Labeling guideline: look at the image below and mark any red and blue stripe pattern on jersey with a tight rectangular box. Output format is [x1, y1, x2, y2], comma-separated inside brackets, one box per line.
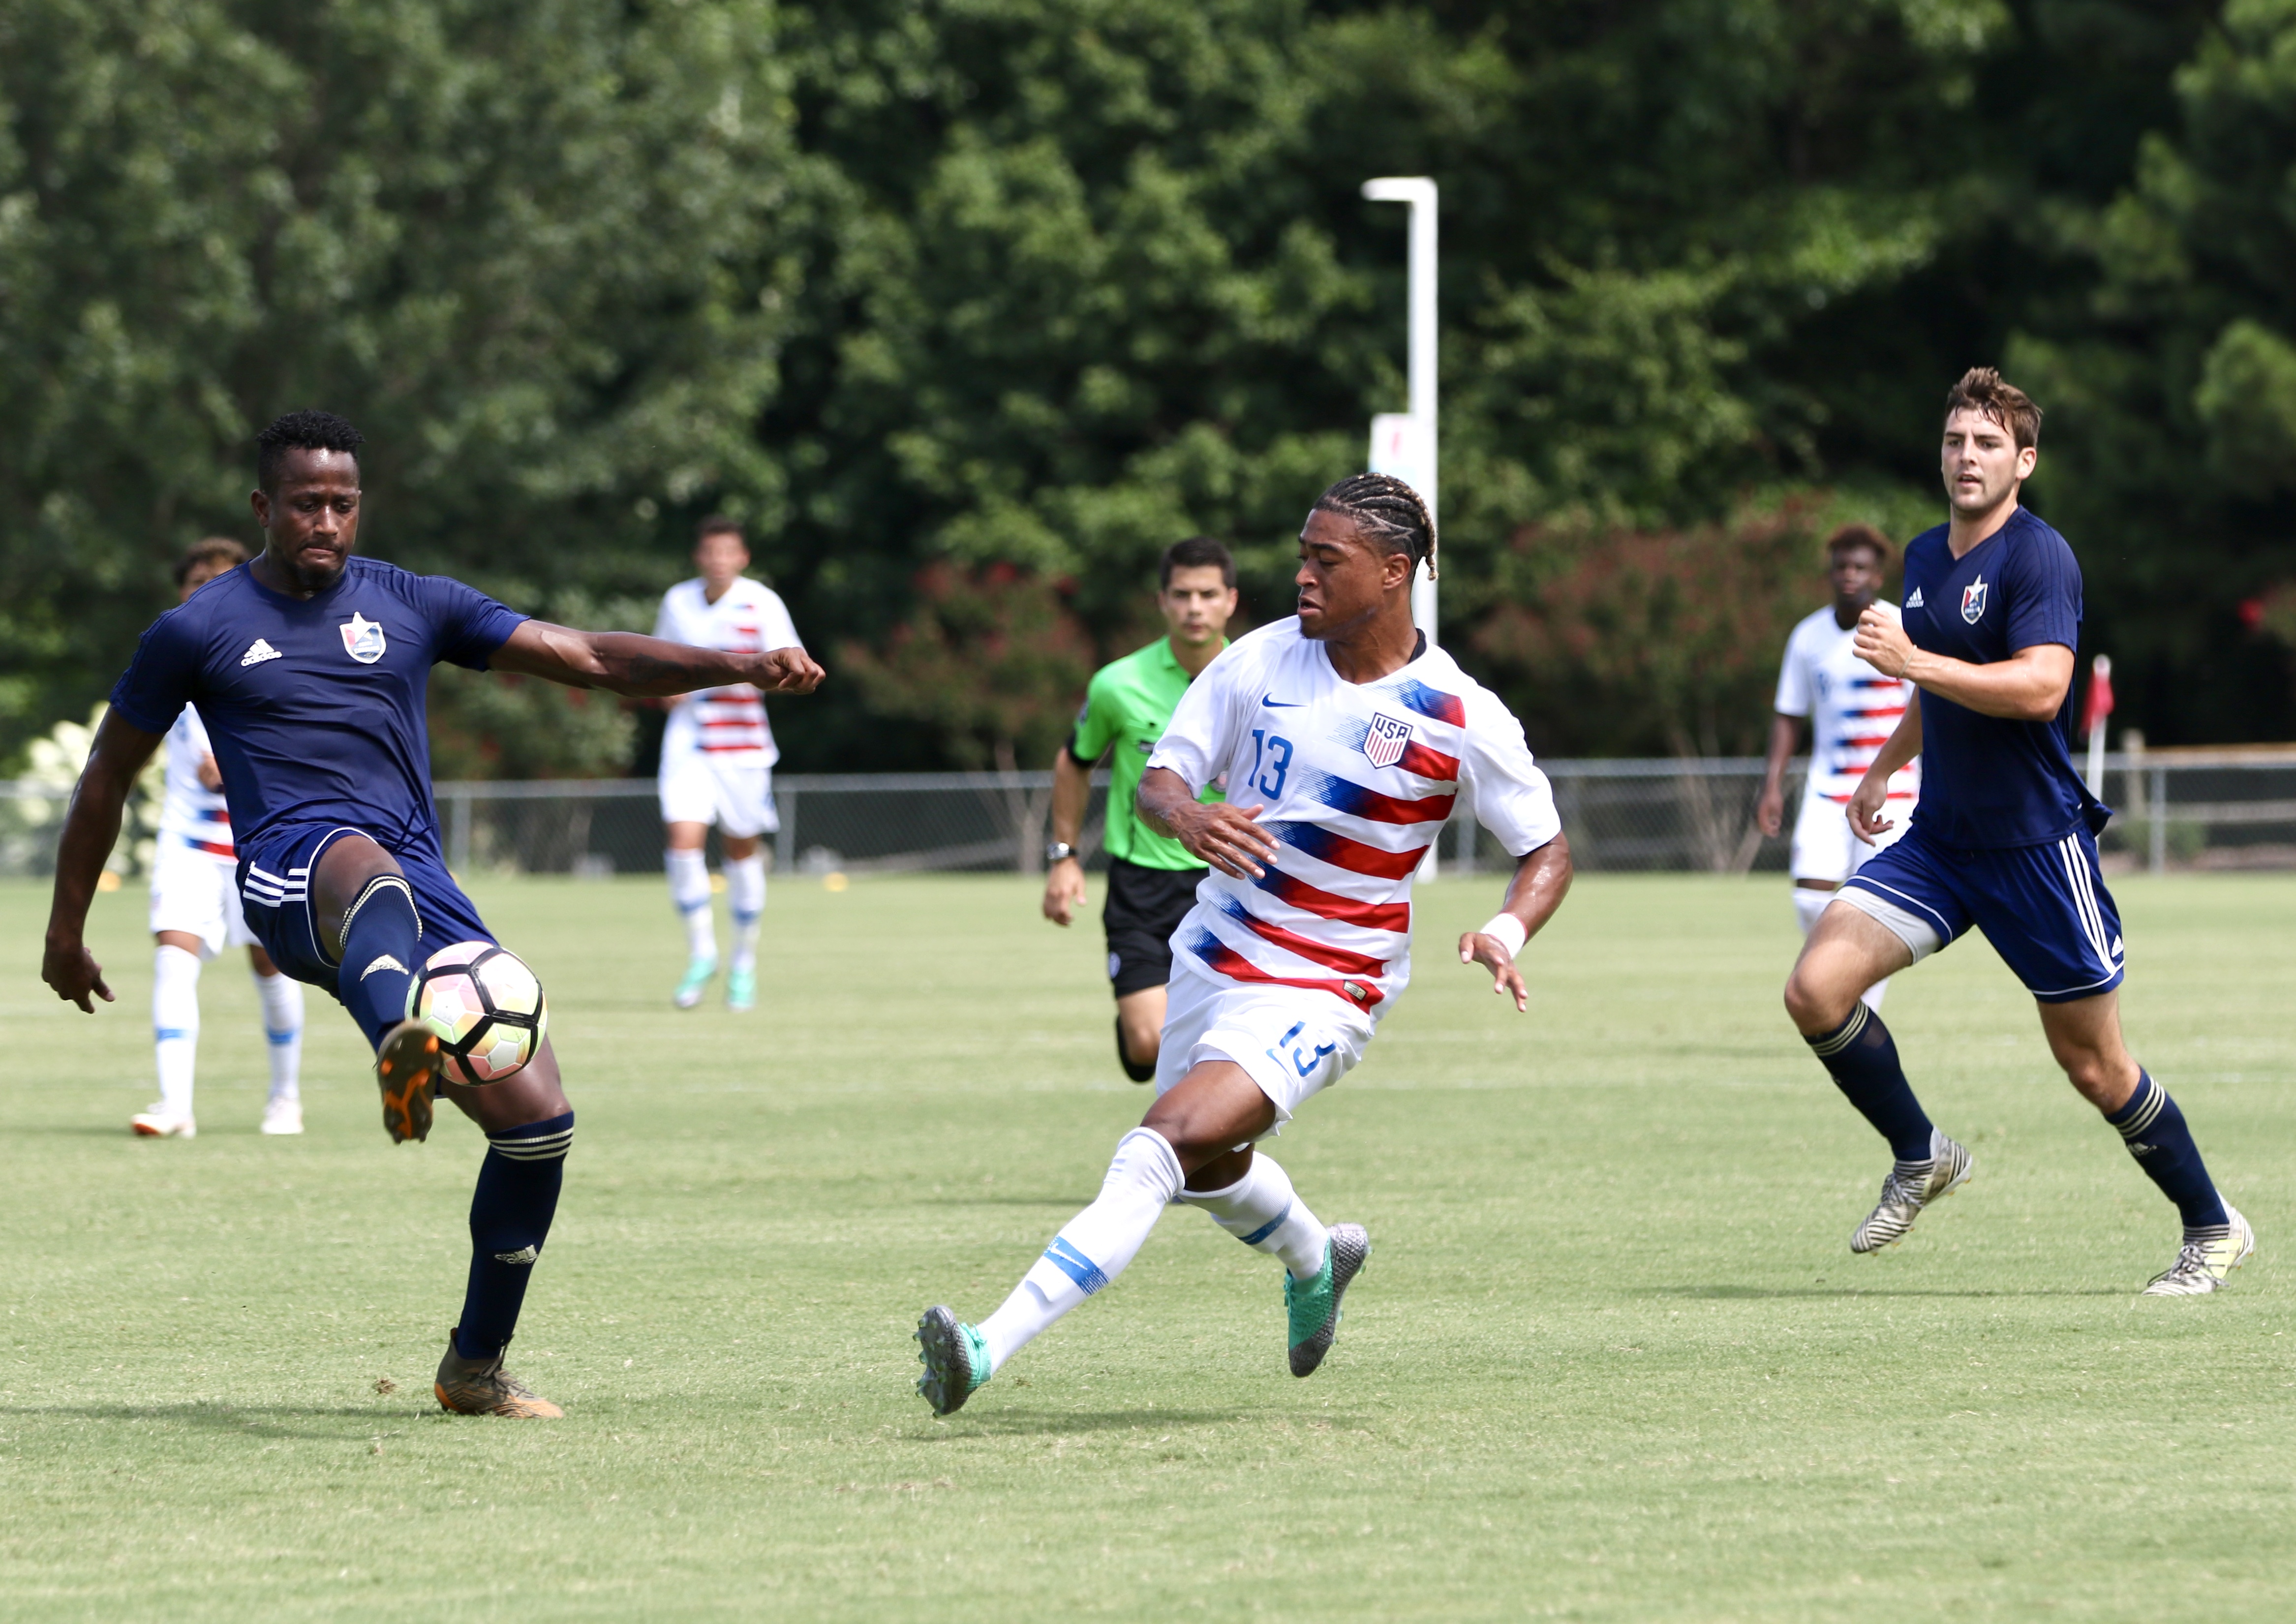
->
[1185, 927, 1386, 1011]
[1291, 766, 1454, 825]
[1213, 895, 1389, 977]
[1820, 674, 1914, 803]
[1392, 678, 1467, 728]
[1248, 865, 1412, 932]
[1263, 821, 1425, 882]
[187, 805, 234, 859]
[1326, 715, 1462, 783]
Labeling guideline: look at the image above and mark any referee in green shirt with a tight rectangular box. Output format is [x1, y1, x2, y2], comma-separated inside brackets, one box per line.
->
[1042, 536, 1237, 1081]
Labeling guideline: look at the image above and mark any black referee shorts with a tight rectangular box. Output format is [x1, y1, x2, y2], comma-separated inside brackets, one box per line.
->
[1102, 856, 1206, 997]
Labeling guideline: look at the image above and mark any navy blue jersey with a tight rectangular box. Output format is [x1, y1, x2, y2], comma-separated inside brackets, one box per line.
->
[1899, 507, 2086, 849]
[109, 557, 526, 852]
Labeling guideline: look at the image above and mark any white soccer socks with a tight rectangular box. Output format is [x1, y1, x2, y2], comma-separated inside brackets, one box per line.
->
[978, 1127, 1183, 1374]
[1794, 887, 1889, 1012]
[253, 968, 304, 1104]
[664, 848, 717, 961]
[151, 944, 203, 1120]
[725, 853, 766, 973]
[1177, 1153, 1330, 1281]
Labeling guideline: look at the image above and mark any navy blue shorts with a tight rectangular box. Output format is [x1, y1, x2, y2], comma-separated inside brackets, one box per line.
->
[1840, 823, 2125, 1003]
[236, 822, 496, 1043]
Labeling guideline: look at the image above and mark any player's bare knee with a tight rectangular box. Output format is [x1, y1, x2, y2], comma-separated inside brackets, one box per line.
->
[1782, 957, 1855, 1034]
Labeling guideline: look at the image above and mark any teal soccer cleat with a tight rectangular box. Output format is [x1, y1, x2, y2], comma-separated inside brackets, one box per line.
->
[1286, 1223, 1370, 1378]
[673, 954, 717, 1011]
[915, 1307, 991, 1416]
[726, 965, 757, 1012]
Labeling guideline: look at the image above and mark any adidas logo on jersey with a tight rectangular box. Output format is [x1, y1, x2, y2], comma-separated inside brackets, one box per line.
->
[1904, 588, 1925, 609]
[240, 638, 282, 667]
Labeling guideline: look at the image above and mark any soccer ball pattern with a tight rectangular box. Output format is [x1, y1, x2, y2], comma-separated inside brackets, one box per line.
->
[410, 941, 548, 1085]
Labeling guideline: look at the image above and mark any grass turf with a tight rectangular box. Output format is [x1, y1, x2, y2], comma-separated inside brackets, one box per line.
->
[2, 869, 2293, 1621]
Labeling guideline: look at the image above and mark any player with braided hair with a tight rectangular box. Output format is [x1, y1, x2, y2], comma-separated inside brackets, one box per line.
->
[916, 474, 1571, 1414]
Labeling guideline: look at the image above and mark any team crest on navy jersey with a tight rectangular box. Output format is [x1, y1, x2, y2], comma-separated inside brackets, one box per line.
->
[339, 611, 387, 664]
[1362, 712, 1412, 769]
[1960, 576, 1988, 624]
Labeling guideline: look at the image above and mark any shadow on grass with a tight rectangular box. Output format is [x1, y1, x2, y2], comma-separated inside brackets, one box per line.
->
[3, 1402, 432, 1440]
[1646, 1284, 2132, 1300]
[918, 1406, 1269, 1438]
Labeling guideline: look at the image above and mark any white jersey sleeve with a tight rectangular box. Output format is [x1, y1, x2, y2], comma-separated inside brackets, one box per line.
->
[1774, 613, 1818, 718]
[1146, 638, 1257, 794]
[753, 585, 802, 652]
[1456, 692, 1562, 858]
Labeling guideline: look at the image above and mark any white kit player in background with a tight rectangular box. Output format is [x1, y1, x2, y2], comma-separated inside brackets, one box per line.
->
[1756, 524, 1920, 1013]
[914, 474, 1575, 1416]
[655, 516, 805, 1012]
[135, 539, 306, 1138]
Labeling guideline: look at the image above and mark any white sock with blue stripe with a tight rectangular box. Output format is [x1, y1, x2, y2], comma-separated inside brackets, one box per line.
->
[152, 944, 203, 1119]
[1177, 1153, 1328, 1280]
[725, 854, 765, 974]
[252, 968, 303, 1103]
[664, 848, 716, 961]
[978, 1127, 1182, 1375]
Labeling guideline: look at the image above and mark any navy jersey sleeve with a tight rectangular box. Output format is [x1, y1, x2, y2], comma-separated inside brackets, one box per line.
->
[407, 573, 529, 671]
[2005, 529, 2081, 654]
[107, 609, 202, 735]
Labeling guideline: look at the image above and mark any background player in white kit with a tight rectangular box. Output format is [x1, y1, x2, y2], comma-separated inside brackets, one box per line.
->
[1755, 524, 1920, 1012]
[133, 538, 306, 1138]
[915, 473, 1574, 1415]
[655, 516, 804, 1011]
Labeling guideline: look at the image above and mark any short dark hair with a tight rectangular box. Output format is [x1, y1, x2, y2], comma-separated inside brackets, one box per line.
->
[174, 536, 249, 586]
[256, 409, 364, 492]
[1825, 523, 1892, 567]
[1944, 367, 2041, 450]
[1309, 473, 1437, 580]
[695, 515, 745, 545]
[1159, 535, 1234, 588]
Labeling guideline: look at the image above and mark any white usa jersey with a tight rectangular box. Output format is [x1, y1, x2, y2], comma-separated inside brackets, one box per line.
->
[1774, 603, 1920, 810]
[653, 577, 802, 767]
[1148, 620, 1561, 1021]
[157, 705, 236, 859]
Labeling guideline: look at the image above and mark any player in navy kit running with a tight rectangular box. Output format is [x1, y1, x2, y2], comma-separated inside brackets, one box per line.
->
[41, 410, 824, 1414]
[1782, 369, 2251, 1294]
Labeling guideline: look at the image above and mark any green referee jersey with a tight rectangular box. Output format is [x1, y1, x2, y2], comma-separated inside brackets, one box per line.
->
[1070, 636, 1225, 870]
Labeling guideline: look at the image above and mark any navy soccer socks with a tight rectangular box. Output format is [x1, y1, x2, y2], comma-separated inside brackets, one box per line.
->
[337, 874, 423, 1046]
[1805, 1003, 1936, 1164]
[454, 1112, 574, 1360]
[2107, 1072, 2227, 1232]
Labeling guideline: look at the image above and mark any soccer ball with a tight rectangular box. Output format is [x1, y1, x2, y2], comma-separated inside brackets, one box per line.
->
[409, 941, 548, 1085]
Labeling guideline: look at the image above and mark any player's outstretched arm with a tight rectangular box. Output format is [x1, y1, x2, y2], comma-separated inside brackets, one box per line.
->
[1457, 834, 1574, 1013]
[42, 710, 165, 1013]
[490, 621, 826, 698]
[1138, 765, 1277, 880]
[1845, 705, 1922, 846]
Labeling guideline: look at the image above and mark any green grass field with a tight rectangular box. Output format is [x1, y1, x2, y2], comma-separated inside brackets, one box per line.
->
[3, 870, 2293, 1621]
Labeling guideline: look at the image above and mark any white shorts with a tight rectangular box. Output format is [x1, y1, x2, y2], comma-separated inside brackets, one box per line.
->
[658, 757, 777, 838]
[1153, 963, 1376, 1137]
[148, 842, 257, 959]
[1791, 792, 1912, 884]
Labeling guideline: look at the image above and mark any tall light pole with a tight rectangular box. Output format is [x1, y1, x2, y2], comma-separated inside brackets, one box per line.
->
[1361, 176, 1437, 640]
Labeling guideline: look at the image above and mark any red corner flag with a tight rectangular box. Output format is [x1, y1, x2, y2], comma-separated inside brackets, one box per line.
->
[2080, 653, 2115, 741]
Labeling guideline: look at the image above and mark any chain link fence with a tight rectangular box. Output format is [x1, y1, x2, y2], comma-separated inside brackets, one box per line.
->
[11, 747, 2293, 880]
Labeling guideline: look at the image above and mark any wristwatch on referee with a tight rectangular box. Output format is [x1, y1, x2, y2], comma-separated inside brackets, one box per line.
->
[1045, 841, 1078, 865]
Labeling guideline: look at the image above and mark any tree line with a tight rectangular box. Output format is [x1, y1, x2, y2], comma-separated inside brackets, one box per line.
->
[3, 0, 2288, 775]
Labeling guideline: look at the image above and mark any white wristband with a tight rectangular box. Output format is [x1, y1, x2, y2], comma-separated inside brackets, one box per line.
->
[1478, 913, 1528, 961]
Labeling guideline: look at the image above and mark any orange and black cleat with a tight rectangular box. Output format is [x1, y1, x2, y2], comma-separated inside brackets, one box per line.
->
[435, 1335, 564, 1419]
[374, 1017, 443, 1144]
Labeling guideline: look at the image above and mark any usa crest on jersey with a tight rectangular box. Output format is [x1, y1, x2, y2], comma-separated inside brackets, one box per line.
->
[1362, 712, 1412, 769]
[1960, 577, 1988, 624]
[339, 611, 387, 664]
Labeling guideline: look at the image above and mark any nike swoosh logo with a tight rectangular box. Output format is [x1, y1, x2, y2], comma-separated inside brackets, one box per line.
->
[1261, 697, 1303, 707]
